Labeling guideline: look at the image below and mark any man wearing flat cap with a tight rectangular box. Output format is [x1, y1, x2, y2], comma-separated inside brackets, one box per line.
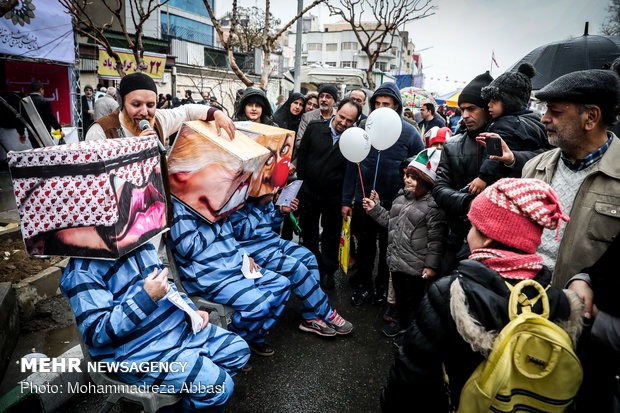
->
[295, 83, 339, 157]
[495, 69, 620, 289]
[86, 72, 234, 142]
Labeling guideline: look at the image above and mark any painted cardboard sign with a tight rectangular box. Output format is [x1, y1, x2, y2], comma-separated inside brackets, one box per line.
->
[168, 120, 270, 223]
[234, 121, 294, 197]
[8, 136, 167, 259]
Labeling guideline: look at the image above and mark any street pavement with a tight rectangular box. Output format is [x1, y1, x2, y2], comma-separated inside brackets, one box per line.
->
[60, 269, 396, 413]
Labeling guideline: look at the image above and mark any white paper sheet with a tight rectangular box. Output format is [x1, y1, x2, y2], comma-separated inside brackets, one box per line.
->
[166, 290, 203, 334]
[242, 251, 263, 279]
[275, 180, 303, 207]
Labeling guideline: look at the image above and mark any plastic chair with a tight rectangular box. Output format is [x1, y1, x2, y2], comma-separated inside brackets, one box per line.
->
[76, 329, 182, 413]
[163, 243, 235, 329]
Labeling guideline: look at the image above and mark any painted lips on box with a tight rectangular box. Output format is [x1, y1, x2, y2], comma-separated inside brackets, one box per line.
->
[8, 136, 167, 259]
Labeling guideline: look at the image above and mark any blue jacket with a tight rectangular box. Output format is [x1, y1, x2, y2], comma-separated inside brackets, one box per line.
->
[342, 82, 424, 208]
[229, 199, 284, 248]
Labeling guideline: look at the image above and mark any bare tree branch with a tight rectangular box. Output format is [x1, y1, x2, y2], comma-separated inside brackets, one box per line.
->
[60, 0, 170, 77]
[328, 0, 435, 88]
[203, 0, 255, 86]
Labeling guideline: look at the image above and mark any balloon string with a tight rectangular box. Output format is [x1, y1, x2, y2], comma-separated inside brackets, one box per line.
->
[372, 151, 381, 191]
[357, 162, 366, 199]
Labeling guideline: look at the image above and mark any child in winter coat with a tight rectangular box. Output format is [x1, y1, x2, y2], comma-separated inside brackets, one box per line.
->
[380, 178, 584, 412]
[466, 63, 549, 195]
[363, 148, 446, 338]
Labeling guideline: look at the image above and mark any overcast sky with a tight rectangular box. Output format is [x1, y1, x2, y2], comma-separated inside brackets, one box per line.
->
[221, 0, 611, 94]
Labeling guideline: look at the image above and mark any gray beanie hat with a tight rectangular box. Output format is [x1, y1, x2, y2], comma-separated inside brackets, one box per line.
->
[318, 84, 339, 102]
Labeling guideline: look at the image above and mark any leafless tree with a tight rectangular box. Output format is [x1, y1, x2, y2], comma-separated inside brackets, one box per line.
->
[59, 0, 170, 77]
[328, 0, 435, 89]
[602, 0, 620, 36]
[204, 0, 325, 88]
[222, 7, 281, 53]
[0, 0, 18, 19]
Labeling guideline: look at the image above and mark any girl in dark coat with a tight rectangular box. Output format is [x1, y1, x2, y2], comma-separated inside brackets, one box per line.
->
[381, 178, 583, 412]
[233, 87, 277, 126]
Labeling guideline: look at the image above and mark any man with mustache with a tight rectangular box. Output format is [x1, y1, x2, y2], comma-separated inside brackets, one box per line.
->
[86, 73, 235, 143]
[295, 83, 339, 157]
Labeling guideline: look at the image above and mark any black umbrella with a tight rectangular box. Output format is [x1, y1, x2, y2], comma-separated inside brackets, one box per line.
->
[509, 22, 620, 90]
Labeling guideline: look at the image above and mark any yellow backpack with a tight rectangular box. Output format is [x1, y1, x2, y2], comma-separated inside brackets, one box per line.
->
[457, 279, 583, 412]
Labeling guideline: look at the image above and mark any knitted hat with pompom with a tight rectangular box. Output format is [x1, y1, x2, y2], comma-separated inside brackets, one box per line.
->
[467, 178, 569, 254]
[481, 63, 536, 115]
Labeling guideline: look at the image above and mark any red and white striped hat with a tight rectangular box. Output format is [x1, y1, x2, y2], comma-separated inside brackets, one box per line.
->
[467, 178, 569, 253]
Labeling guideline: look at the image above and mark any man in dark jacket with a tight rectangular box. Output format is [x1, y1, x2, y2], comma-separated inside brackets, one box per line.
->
[342, 82, 424, 305]
[431, 72, 494, 276]
[297, 98, 361, 289]
[28, 81, 64, 147]
[418, 102, 446, 139]
[80, 84, 95, 133]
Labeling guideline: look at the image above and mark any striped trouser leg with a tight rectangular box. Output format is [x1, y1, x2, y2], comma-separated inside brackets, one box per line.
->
[213, 269, 290, 344]
[279, 239, 321, 273]
[251, 244, 332, 321]
[117, 324, 250, 412]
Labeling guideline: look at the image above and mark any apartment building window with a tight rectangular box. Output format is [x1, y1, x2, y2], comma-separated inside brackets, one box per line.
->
[340, 61, 357, 68]
[341, 42, 357, 50]
[325, 62, 337, 66]
[376, 62, 387, 71]
[308, 43, 322, 51]
[326, 43, 338, 51]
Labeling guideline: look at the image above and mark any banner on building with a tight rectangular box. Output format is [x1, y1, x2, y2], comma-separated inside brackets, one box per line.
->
[0, 0, 75, 64]
[4, 61, 72, 126]
[98, 47, 167, 81]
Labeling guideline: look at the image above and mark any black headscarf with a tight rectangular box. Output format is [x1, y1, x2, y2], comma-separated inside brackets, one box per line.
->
[272, 92, 305, 133]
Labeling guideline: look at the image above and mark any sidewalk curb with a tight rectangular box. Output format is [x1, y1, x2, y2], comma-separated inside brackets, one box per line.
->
[13, 258, 69, 319]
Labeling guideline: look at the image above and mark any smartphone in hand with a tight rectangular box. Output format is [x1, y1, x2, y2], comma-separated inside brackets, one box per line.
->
[486, 136, 503, 156]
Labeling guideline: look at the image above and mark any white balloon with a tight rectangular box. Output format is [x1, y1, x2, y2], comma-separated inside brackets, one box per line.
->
[339, 127, 371, 163]
[365, 107, 403, 151]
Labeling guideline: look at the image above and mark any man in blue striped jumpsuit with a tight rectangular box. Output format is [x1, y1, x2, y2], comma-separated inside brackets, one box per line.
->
[169, 199, 291, 356]
[61, 242, 250, 412]
[229, 194, 353, 336]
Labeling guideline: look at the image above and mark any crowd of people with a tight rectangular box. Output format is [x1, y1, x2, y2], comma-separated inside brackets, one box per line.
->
[11, 56, 620, 412]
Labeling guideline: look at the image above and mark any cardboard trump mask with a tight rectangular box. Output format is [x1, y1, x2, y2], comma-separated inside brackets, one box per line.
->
[234, 122, 294, 197]
[167, 120, 270, 223]
[9, 136, 167, 259]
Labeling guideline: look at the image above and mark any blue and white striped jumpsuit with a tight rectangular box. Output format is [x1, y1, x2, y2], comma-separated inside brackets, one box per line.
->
[60, 243, 249, 412]
[169, 199, 290, 345]
[229, 199, 333, 322]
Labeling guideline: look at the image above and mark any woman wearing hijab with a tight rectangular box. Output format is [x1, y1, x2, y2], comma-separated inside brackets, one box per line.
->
[272, 92, 305, 134]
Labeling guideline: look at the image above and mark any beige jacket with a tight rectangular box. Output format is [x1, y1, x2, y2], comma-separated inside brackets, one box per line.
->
[522, 134, 620, 287]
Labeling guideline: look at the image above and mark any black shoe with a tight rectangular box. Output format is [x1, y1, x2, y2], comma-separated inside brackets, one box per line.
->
[372, 285, 387, 305]
[351, 285, 370, 306]
[241, 361, 253, 372]
[383, 304, 397, 323]
[393, 334, 405, 350]
[249, 342, 275, 357]
[321, 271, 335, 290]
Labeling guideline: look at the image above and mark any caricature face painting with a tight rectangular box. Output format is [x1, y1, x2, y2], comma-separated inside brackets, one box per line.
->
[9, 137, 167, 258]
[250, 132, 293, 196]
[233, 122, 294, 197]
[168, 121, 270, 223]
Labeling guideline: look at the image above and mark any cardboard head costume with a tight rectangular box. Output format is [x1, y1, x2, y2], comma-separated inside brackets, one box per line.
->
[234, 122, 294, 197]
[167, 120, 270, 223]
[9, 136, 167, 259]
